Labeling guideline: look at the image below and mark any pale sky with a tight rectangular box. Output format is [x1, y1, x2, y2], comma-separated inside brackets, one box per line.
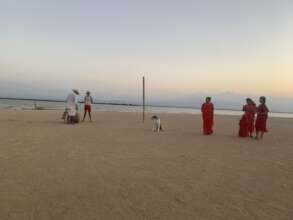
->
[0, 0, 293, 102]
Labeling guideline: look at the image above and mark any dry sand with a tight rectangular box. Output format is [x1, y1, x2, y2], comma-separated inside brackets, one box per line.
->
[0, 110, 293, 220]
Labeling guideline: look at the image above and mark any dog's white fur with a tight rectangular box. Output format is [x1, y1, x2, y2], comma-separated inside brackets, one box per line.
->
[152, 116, 163, 133]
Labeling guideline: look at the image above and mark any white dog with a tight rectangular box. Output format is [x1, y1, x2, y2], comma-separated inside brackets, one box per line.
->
[151, 115, 163, 133]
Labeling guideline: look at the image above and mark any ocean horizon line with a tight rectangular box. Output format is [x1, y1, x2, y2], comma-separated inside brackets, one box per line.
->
[1, 97, 293, 115]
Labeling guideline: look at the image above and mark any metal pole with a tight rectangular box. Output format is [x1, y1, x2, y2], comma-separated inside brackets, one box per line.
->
[143, 76, 145, 123]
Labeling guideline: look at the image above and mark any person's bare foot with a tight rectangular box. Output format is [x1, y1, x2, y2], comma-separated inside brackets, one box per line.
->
[256, 136, 263, 140]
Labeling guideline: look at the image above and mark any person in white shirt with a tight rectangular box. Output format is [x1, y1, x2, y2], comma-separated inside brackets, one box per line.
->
[82, 91, 94, 122]
[66, 89, 79, 124]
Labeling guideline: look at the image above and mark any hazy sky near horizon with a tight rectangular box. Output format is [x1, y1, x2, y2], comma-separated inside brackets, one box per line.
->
[0, 0, 293, 100]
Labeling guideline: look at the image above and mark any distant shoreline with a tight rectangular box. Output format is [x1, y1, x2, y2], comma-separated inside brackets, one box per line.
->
[1, 97, 293, 115]
[0, 97, 139, 107]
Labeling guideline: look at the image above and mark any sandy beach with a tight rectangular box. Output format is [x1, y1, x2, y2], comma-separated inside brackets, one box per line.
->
[0, 110, 292, 220]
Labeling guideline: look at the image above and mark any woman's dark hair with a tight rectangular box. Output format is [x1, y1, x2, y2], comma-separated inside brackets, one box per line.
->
[260, 96, 266, 103]
[246, 98, 255, 105]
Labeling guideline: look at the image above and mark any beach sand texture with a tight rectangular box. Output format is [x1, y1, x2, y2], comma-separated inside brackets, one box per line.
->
[0, 110, 293, 220]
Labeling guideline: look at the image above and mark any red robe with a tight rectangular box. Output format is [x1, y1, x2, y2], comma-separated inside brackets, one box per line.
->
[239, 114, 249, 137]
[201, 102, 214, 135]
[243, 104, 256, 134]
[255, 104, 269, 132]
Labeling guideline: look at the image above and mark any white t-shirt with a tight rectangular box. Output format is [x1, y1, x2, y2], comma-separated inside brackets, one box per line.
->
[84, 95, 93, 106]
[66, 93, 77, 106]
[66, 92, 78, 116]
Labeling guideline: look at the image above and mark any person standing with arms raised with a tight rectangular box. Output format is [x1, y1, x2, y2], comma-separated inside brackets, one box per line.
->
[201, 97, 214, 135]
[66, 89, 79, 124]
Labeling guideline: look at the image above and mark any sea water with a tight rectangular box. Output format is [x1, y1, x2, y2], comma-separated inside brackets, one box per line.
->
[0, 99, 292, 118]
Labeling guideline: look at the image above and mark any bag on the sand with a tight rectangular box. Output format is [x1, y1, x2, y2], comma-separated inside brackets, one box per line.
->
[73, 113, 80, 123]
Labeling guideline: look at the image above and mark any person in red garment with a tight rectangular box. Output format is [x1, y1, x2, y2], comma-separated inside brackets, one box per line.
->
[255, 96, 269, 139]
[201, 97, 214, 135]
[242, 98, 257, 137]
[239, 113, 249, 137]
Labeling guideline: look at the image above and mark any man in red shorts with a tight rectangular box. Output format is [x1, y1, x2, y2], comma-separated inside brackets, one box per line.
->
[82, 91, 94, 122]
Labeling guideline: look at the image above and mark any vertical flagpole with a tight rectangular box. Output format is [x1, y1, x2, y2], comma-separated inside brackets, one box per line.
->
[142, 76, 145, 123]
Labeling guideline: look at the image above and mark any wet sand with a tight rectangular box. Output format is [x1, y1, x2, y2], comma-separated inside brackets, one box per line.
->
[0, 110, 293, 220]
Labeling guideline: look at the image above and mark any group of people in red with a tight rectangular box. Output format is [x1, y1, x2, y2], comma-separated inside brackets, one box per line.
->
[201, 96, 269, 139]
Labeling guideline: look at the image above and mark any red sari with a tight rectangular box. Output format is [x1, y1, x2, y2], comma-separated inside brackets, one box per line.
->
[255, 104, 269, 132]
[239, 114, 249, 137]
[201, 102, 214, 135]
[243, 104, 256, 134]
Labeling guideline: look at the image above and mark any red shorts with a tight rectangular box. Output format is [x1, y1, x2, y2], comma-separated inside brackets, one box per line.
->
[84, 105, 92, 113]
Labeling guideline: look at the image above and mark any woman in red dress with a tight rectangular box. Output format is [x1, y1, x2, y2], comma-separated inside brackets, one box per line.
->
[255, 96, 269, 139]
[201, 97, 214, 135]
[242, 98, 257, 137]
[239, 113, 249, 137]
